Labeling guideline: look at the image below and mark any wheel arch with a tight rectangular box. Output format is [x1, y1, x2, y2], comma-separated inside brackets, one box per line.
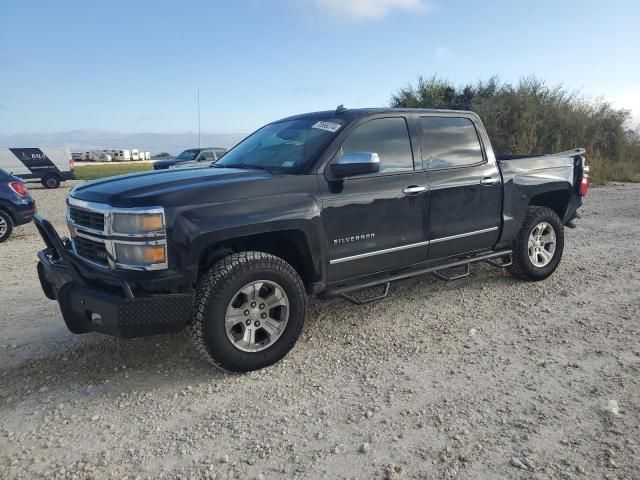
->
[529, 188, 571, 220]
[0, 202, 16, 223]
[42, 171, 61, 180]
[197, 229, 319, 293]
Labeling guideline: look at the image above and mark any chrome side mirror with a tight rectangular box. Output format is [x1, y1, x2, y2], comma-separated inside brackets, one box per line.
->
[331, 152, 380, 178]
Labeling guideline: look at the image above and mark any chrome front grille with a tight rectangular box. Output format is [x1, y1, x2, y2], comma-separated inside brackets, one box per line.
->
[73, 235, 109, 266]
[66, 196, 168, 271]
[69, 205, 105, 232]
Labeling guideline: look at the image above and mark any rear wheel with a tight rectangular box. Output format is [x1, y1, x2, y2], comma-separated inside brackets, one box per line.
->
[510, 206, 564, 281]
[0, 210, 14, 243]
[190, 251, 307, 372]
[42, 174, 61, 189]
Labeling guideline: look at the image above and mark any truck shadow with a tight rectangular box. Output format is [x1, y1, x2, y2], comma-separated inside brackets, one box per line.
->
[0, 264, 517, 403]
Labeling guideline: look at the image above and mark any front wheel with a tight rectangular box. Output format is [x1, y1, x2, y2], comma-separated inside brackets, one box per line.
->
[190, 251, 307, 372]
[510, 206, 564, 281]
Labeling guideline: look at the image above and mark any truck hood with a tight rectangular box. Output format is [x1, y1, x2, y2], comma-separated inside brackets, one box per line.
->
[70, 167, 274, 207]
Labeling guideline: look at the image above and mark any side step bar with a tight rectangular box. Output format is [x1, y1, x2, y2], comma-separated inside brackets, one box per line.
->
[433, 264, 470, 281]
[339, 282, 391, 306]
[320, 250, 512, 305]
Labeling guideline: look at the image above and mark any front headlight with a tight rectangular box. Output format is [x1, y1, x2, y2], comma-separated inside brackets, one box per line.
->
[112, 212, 164, 235]
[114, 243, 167, 268]
[111, 208, 167, 269]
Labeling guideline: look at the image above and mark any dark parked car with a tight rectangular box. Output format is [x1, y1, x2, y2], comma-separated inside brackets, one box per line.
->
[34, 107, 589, 372]
[153, 148, 227, 170]
[0, 168, 36, 243]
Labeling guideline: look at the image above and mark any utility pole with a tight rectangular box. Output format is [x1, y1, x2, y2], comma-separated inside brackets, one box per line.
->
[197, 88, 201, 148]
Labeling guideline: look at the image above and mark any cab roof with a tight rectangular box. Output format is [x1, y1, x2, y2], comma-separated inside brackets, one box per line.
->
[276, 107, 475, 124]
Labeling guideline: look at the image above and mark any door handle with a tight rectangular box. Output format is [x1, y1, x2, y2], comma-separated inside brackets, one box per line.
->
[480, 177, 500, 186]
[403, 185, 427, 195]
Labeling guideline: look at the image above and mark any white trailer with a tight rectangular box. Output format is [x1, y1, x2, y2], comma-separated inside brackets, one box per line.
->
[109, 149, 131, 162]
[131, 149, 140, 161]
[95, 152, 112, 162]
[0, 148, 75, 188]
[80, 150, 111, 162]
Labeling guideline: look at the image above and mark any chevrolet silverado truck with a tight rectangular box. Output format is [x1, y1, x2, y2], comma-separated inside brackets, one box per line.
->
[35, 107, 589, 372]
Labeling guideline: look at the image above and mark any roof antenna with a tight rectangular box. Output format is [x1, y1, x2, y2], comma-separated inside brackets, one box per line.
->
[335, 104, 347, 115]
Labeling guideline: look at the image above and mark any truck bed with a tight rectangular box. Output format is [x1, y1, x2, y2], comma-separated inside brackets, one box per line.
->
[495, 148, 587, 249]
[497, 148, 585, 182]
[496, 148, 585, 161]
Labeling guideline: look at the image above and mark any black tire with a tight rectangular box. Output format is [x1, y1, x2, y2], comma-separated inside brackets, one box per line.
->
[190, 251, 307, 373]
[510, 206, 564, 281]
[42, 174, 61, 189]
[0, 210, 14, 243]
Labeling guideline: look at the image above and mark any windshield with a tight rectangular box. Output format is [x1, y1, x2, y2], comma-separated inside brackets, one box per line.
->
[215, 119, 344, 173]
[175, 149, 200, 160]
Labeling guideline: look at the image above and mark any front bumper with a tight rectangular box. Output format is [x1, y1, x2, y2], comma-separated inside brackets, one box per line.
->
[34, 215, 194, 338]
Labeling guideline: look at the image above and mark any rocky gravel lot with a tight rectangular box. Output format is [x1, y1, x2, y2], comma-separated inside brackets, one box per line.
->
[1, 181, 639, 479]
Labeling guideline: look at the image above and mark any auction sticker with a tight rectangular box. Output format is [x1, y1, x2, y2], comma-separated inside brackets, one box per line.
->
[311, 121, 342, 133]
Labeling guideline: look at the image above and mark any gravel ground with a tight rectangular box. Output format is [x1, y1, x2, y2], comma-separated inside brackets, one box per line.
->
[1, 181, 639, 480]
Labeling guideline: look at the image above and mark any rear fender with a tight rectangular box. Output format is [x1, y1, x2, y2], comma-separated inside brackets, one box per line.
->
[498, 160, 575, 246]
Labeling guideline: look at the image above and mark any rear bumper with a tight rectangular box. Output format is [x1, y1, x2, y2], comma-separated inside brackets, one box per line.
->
[14, 203, 36, 226]
[35, 215, 194, 338]
[1, 194, 35, 226]
[563, 195, 583, 225]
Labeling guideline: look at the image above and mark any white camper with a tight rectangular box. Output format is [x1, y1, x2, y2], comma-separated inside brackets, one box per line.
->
[131, 149, 140, 161]
[144, 151, 151, 161]
[95, 152, 112, 162]
[0, 148, 75, 188]
[109, 149, 131, 162]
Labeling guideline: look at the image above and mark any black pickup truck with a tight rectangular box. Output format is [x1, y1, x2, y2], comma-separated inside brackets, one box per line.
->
[35, 107, 589, 372]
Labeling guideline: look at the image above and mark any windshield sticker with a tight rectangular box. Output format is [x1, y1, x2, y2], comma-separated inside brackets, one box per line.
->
[311, 121, 342, 133]
[281, 160, 295, 167]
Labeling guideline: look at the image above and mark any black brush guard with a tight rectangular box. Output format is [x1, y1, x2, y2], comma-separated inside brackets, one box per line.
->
[34, 214, 194, 338]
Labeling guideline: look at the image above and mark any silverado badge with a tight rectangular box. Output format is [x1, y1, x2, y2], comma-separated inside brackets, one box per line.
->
[333, 233, 376, 245]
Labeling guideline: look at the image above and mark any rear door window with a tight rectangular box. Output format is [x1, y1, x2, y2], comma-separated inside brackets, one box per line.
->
[420, 117, 484, 169]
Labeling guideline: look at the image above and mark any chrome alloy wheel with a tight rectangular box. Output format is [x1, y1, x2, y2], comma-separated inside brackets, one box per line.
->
[225, 280, 290, 352]
[0, 216, 7, 238]
[528, 221, 556, 267]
